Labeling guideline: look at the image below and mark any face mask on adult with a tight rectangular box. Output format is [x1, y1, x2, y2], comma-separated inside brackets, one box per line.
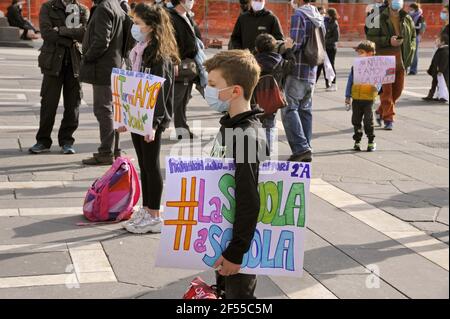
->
[205, 86, 233, 113]
[390, 0, 404, 11]
[131, 24, 147, 43]
[441, 12, 448, 21]
[251, 0, 265, 12]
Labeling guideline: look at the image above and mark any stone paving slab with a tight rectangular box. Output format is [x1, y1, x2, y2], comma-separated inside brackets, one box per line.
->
[312, 274, 407, 299]
[0, 282, 151, 299]
[102, 235, 201, 289]
[0, 217, 123, 245]
[138, 271, 288, 299]
[0, 251, 71, 277]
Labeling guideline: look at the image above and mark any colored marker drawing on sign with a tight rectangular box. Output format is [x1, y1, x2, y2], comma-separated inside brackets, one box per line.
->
[353, 56, 396, 85]
[111, 68, 166, 138]
[156, 157, 310, 277]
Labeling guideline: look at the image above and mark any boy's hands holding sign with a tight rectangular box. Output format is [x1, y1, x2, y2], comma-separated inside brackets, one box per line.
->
[117, 126, 155, 143]
[213, 256, 241, 276]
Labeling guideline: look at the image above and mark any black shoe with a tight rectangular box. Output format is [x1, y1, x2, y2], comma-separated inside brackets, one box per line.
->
[408, 72, 417, 75]
[438, 98, 449, 104]
[288, 150, 312, 162]
[82, 153, 113, 166]
[353, 142, 361, 151]
[177, 132, 195, 140]
[29, 143, 50, 154]
[61, 145, 75, 154]
[422, 96, 435, 102]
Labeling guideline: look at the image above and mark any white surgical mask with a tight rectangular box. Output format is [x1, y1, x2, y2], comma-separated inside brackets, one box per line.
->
[131, 24, 146, 43]
[251, 0, 265, 12]
[391, 0, 404, 11]
[205, 86, 232, 113]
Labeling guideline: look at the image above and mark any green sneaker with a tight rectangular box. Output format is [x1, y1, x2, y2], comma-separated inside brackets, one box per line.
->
[353, 142, 361, 151]
[367, 143, 377, 152]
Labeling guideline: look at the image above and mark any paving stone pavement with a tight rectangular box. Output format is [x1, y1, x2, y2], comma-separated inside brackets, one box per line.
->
[0, 46, 448, 299]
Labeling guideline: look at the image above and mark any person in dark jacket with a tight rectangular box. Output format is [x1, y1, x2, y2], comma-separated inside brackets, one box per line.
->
[204, 50, 267, 299]
[423, 4, 449, 101]
[6, 0, 40, 40]
[254, 33, 294, 154]
[229, 0, 284, 51]
[119, 3, 179, 234]
[366, 0, 416, 131]
[29, 0, 88, 154]
[168, 0, 201, 140]
[118, 0, 130, 13]
[80, 0, 126, 165]
[316, 8, 340, 90]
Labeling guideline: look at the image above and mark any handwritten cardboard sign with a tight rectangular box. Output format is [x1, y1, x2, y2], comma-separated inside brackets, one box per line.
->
[353, 56, 396, 85]
[156, 157, 310, 277]
[111, 68, 165, 138]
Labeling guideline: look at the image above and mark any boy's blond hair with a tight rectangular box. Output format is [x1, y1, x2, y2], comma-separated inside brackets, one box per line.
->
[204, 50, 261, 100]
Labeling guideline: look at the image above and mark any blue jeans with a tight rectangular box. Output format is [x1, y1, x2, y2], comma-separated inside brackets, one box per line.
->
[281, 76, 314, 155]
[410, 37, 420, 74]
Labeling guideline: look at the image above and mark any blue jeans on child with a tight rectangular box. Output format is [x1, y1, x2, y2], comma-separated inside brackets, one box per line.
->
[281, 76, 314, 155]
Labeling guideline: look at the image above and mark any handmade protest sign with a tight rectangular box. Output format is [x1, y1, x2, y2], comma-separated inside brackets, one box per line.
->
[111, 68, 165, 138]
[156, 157, 310, 277]
[353, 56, 396, 85]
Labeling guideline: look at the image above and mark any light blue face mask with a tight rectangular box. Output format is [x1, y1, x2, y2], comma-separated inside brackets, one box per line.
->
[131, 24, 146, 43]
[441, 12, 448, 21]
[205, 86, 232, 113]
[391, 0, 404, 11]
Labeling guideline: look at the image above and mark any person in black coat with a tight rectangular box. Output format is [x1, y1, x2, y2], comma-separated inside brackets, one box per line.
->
[167, 0, 201, 140]
[6, 0, 40, 40]
[29, 0, 88, 155]
[80, 0, 126, 165]
[119, 3, 179, 234]
[316, 8, 340, 90]
[229, 0, 284, 51]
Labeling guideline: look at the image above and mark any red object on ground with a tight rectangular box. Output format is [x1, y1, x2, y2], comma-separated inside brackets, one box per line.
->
[183, 277, 219, 299]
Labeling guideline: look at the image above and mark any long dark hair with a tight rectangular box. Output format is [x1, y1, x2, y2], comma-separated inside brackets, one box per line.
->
[327, 8, 339, 22]
[133, 3, 180, 66]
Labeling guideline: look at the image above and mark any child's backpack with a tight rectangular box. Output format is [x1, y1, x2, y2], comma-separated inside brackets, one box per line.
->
[253, 69, 288, 115]
[82, 157, 140, 223]
[183, 277, 219, 299]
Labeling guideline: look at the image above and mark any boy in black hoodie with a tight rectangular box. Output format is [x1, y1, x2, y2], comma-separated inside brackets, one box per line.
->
[204, 50, 267, 299]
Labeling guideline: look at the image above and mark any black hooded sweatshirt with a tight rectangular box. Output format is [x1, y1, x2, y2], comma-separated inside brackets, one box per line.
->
[210, 108, 268, 264]
[229, 8, 284, 51]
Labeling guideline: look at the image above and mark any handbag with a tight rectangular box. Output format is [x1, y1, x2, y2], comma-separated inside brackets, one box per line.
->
[253, 74, 287, 115]
[175, 58, 198, 83]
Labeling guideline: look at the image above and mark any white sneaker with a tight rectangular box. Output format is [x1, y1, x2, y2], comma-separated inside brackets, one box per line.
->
[125, 214, 163, 234]
[122, 207, 147, 229]
[326, 84, 337, 92]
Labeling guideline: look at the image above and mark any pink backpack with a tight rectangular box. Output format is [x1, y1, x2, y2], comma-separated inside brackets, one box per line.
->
[82, 157, 140, 223]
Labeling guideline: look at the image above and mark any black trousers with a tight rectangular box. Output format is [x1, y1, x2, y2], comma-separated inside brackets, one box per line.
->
[352, 100, 375, 143]
[36, 62, 81, 148]
[131, 129, 163, 210]
[316, 47, 337, 86]
[427, 73, 450, 98]
[216, 272, 257, 299]
[173, 81, 193, 134]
